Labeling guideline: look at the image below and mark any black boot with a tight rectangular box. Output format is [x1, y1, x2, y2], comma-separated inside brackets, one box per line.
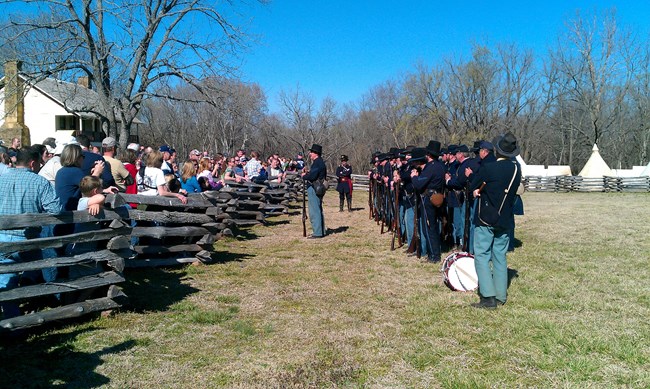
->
[471, 296, 497, 309]
[347, 198, 352, 212]
[339, 198, 344, 212]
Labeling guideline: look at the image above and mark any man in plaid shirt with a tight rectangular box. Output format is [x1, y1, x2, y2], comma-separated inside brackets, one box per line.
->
[0, 147, 62, 318]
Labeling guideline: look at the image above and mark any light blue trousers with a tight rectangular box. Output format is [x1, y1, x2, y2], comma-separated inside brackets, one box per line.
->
[473, 225, 510, 302]
[307, 186, 325, 237]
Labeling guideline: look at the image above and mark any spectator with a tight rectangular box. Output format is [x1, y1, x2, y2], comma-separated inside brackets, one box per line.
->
[295, 152, 305, 171]
[180, 161, 202, 193]
[75, 134, 115, 188]
[101, 136, 134, 192]
[269, 158, 286, 183]
[55, 144, 105, 211]
[0, 147, 62, 318]
[0, 146, 11, 174]
[223, 157, 244, 182]
[120, 148, 139, 196]
[9, 137, 21, 152]
[165, 174, 186, 195]
[159, 145, 174, 175]
[245, 151, 262, 181]
[137, 150, 187, 203]
[197, 157, 224, 190]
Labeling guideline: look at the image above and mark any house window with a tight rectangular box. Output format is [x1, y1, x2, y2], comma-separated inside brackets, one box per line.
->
[56, 115, 79, 132]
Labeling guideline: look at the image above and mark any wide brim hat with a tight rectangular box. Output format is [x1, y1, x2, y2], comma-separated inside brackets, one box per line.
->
[492, 132, 520, 158]
[445, 144, 458, 155]
[455, 144, 469, 153]
[425, 140, 442, 157]
[408, 148, 428, 164]
[377, 153, 392, 162]
[471, 140, 482, 153]
[308, 143, 322, 155]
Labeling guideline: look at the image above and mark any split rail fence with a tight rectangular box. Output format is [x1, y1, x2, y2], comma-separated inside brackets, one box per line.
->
[0, 177, 301, 334]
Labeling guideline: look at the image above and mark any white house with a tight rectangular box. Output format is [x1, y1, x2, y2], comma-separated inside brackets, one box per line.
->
[0, 60, 140, 146]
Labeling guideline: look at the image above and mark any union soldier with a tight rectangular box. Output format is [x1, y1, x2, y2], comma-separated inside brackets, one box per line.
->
[301, 144, 327, 238]
[469, 132, 522, 309]
[410, 141, 445, 262]
[336, 155, 353, 212]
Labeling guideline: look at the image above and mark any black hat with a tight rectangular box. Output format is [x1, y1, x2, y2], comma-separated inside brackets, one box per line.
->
[471, 140, 482, 153]
[389, 147, 400, 158]
[378, 153, 391, 162]
[309, 143, 322, 155]
[425, 140, 442, 157]
[408, 148, 427, 163]
[455, 144, 469, 153]
[340, 154, 348, 161]
[446, 144, 458, 154]
[492, 132, 520, 158]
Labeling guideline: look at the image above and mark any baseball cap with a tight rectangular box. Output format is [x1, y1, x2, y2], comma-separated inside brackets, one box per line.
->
[190, 149, 201, 156]
[127, 143, 140, 152]
[102, 136, 117, 147]
[159, 145, 171, 153]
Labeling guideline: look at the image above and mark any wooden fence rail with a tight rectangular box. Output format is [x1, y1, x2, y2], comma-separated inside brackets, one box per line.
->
[523, 176, 650, 192]
[0, 178, 301, 334]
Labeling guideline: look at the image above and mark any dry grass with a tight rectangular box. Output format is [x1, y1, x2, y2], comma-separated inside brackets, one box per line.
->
[1, 191, 649, 388]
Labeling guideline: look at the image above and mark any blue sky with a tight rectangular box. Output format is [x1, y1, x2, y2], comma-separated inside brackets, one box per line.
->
[238, 1, 650, 113]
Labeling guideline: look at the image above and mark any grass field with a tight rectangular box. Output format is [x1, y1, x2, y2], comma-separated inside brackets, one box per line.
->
[1, 192, 649, 388]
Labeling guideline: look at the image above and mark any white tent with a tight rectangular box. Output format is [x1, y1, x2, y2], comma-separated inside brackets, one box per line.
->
[641, 161, 650, 177]
[578, 144, 613, 178]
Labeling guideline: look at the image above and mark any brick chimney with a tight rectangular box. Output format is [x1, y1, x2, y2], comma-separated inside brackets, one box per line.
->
[1, 60, 30, 146]
[77, 76, 90, 88]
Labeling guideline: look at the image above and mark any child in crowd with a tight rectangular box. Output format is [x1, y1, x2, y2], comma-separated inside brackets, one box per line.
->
[67, 176, 105, 257]
[78, 176, 106, 215]
[165, 173, 187, 195]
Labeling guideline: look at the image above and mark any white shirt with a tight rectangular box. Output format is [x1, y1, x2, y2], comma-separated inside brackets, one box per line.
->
[38, 156, 62, 185]
[137, 167, 166, 196]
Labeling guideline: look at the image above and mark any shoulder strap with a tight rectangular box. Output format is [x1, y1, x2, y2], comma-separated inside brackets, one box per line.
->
[497, 162, 518, 214]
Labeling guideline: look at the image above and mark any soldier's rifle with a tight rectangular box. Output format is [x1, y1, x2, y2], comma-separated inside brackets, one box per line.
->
[406, 189, 421, 258]
[302, 178, 307, 237]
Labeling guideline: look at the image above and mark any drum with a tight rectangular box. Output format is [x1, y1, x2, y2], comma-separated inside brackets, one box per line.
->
[441, 252, 478, 291]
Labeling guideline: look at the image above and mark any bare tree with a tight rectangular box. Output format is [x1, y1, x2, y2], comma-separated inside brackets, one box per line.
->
[0, 0, 260, 149]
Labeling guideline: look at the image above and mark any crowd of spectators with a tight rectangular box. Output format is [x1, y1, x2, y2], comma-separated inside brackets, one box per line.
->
[0, 136, 308, 319]
[0, 136, 307, 211]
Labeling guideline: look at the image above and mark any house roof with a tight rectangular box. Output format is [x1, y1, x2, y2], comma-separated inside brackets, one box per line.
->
[1, 74, 143, 124]
[31, 77, 102, 120]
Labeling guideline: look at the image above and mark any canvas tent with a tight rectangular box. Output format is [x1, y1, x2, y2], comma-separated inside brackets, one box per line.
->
[578, 144, 613, 178]
[641, 162, 650, 177]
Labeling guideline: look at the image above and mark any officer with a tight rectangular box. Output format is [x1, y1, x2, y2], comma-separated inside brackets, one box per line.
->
[336, 155, 353, 212]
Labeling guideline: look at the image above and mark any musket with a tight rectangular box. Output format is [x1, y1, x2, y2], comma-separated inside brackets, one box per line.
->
[302, 178, 307, 237]
[391, 181, 401, 250]
[368, 175, 373, 220]
[462, 182, 486, 250]
[406, 189, 420, 257]
[462, 184, 471, 252]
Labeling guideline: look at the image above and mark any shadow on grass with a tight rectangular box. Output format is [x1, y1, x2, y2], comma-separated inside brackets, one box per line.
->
[265, 219, 291, 227]
[233, 227, 260, 241]
[0, 328, 136, 388]
[121, 268, 200, 313]
[326, 226, 349, 235]
[507, 267, 519, 289]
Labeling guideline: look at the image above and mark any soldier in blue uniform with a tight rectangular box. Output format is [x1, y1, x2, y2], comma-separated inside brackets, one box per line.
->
[445, 144, 471, 249]
[336, 155, 353, 212]
[469, 132, 522, 308]
[410, 141, 445, 262]
[301, 144, 327, 238]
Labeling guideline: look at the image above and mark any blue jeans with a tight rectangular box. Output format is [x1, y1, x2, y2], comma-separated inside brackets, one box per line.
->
[453, 205, 465, 245]
[401, 201, 414, 247]
[307, 186, 325, 237]
[473, 225, 510, 302]
[1, 232, 57, 319]
[419, 197, 441, 260]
